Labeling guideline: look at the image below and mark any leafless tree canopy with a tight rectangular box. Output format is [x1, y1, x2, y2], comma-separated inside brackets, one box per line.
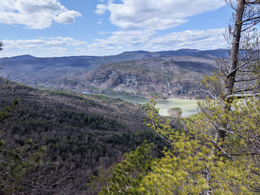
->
[212, 0, 260, 100]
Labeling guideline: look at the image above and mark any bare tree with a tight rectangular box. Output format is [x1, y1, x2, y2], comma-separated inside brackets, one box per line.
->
[197, 2, 260, 192]
[205, 0, 260, 143]
[224, 0, 260, 98]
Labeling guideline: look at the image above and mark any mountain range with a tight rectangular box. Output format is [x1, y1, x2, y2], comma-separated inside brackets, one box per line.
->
[0, 49, 227, 98]
[0, 48, 227, 193]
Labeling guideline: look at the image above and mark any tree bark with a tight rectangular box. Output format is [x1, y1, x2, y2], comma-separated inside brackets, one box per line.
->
[221, 0, 246, 142]
[226, 0, 245, 97]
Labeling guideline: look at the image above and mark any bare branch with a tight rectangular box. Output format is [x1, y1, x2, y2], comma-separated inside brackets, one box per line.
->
[210, 139, 234, 160]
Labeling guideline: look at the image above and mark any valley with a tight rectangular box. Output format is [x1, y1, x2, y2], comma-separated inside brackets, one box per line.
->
[0, 49, 224, 194]
[0, 49, 226, 99]
[1, 0, 259, 193]
[84, 92, 198, 116]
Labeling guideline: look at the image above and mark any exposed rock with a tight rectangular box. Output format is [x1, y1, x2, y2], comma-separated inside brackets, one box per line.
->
[0, 49, 226, 97]
[78, 56, 217, 99]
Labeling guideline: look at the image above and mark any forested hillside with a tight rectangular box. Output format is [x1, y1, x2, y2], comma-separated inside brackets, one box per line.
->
[84, 1, 260, 194]
[1, 0, 260, 194]
[0, 82, 173, 194]
[0, 49, 226, 99]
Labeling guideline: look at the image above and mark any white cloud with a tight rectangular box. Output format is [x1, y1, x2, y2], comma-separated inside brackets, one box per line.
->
[54, 10, 82, 24]
[0, 29, 227, 57]
[90, 28, 227, 53]
[95, 0, 226, 30]
[3, 37, 88, 50]
[95, 4, 107, 15]
[0, 0, 82, 29]
[76, 48, 88, 54]
[146, 29, 227, 50]
[92, 30, 157, 49]
[44, 47, 67, 51]
[99, 31, 110, 35]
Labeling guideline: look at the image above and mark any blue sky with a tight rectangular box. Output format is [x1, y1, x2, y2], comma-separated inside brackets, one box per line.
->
[0, 0, 233, 57]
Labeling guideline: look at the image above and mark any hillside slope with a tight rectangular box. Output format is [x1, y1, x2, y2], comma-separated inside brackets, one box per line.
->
[0, 49, 225, 99]
[74, 56, 218, 99]
[0, 82, 173, 193]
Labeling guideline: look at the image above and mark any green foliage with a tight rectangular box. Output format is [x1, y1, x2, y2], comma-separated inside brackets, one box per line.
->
[0, 141, 46, 194]
[88, 141, 155, 194]
[0, 94, 47, 194]
[139, 99, 260, 194]
[87, 166, 113, 193]
[167, 107, 183, 118]
[0, 98, 20, 122]
[168, 107, 181, 111]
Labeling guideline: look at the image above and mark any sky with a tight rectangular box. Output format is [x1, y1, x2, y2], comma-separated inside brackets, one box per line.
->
[0, 0, 234, 57]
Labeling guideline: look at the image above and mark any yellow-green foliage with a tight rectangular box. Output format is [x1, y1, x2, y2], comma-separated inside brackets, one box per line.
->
[88, 69, 260, 195]
[139, 98, 260, 195]
[88, 91, 260, 194]
[88, 141, 155, 195]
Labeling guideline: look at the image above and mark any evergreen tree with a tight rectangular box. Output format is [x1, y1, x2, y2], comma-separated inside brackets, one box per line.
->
[88, 1, 260, 194]
[88, 141, 155, 194]
[0, 41, 77, 194]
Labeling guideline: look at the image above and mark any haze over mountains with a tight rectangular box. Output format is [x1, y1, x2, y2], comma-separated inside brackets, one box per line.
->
[0, 49, 227, 99]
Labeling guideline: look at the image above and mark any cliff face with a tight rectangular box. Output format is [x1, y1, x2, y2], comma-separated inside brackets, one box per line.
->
[0, 49, 226, 99]
[78, 56, 217, 99]
[88, 70, 204, 98]
[90, 71, 138, 91]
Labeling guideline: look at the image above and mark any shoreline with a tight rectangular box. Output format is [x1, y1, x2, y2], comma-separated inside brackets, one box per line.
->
[82, 91, 198, 101]
[82, 91, 198, 116]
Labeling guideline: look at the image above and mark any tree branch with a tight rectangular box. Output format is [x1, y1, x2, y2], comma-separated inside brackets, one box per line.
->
[241, 16, 260, 24]
[210, 139, 234, 160]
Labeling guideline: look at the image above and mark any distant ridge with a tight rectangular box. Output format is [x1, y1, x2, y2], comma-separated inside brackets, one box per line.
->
[4, 54, 36, 61]
[1, 49, 227, 59]
[157, 49, 227, 57]
[119, 49, 227, 58]
[0, 48, 227, 98]
[121, 50, 150, 54]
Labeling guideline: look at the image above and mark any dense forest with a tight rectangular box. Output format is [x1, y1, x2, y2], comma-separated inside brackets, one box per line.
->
[1, 1, 260, 194]
[0, 82, 175, 194]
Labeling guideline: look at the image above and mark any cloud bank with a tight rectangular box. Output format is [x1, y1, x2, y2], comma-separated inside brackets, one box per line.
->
[0, 0, 82, 29]
[1, 28, 227, 57]
[3, 37, 88, 50]
[95, 0, 226, 30]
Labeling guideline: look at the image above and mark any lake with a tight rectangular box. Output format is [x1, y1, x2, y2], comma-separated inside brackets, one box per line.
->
[82, 92, 198, 116]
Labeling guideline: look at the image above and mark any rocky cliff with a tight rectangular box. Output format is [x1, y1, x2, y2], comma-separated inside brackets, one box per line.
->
[76, 56, 218, 99]
[1, 50, 224, 99]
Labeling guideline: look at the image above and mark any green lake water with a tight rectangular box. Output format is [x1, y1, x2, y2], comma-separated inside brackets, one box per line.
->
[83, 92, 198, 116]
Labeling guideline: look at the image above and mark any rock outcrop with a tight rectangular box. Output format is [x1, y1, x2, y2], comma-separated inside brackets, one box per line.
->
[78, 56, 217, 99]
